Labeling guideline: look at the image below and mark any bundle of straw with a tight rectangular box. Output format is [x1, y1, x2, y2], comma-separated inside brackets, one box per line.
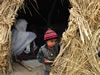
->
[50, 0, 100, 75]
[0, 0, 24, 75]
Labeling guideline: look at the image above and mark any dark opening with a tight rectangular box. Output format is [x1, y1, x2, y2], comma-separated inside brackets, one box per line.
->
[16, 0, 71, 48]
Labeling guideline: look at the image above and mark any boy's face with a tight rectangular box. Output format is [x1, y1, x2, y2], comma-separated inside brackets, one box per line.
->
[46, 39, 57, 48]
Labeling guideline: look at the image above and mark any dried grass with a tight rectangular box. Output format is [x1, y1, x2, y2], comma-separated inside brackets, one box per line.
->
[50, 0, 100, 75]
[0, 0, 24, 75]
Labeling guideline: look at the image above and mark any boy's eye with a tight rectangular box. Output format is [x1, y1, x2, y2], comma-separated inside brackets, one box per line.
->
[51, 40, 54, 42]
[51, 40, 57, 42]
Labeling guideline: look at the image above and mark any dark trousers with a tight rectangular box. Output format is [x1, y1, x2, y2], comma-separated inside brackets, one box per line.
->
[44, 71, 49, 75]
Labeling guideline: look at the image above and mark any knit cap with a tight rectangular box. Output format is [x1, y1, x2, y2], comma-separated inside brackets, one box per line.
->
[44, 29, 58, 40]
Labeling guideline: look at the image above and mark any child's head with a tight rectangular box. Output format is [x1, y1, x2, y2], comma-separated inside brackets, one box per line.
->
[44, 29, 58, 48]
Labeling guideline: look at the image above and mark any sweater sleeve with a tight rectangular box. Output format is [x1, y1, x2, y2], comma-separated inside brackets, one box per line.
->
[37, 48, 45, 63]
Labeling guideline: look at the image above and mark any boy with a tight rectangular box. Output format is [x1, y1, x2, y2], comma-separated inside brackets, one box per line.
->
[37, 29, 59, 75]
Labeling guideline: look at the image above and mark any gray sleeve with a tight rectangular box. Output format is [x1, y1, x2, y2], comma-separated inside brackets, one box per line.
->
[37, 48, 45, 63]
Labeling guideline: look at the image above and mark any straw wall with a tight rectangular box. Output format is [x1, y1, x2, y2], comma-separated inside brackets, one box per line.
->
[0, 0, 24, 75]
[50, 0, 100, 75]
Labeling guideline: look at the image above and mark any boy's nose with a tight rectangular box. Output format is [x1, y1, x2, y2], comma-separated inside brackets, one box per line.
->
[53, 42, 56, 46]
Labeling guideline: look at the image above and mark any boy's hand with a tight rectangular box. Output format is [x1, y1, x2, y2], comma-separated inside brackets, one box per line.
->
[44, 59, 53, 64]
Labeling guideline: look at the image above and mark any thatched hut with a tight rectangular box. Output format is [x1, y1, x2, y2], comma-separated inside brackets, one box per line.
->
[0, 0, 100, 75]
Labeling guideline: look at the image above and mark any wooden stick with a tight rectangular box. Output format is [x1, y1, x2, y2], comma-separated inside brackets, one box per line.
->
[16, 59, 32, 72]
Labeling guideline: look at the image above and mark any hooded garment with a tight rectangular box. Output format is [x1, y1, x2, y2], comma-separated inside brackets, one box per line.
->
[11, 19, 37, 56]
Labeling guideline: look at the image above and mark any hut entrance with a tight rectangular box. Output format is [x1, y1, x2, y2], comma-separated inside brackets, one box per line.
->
[11, 0, 71, 74]
[11, 0, 71, 62]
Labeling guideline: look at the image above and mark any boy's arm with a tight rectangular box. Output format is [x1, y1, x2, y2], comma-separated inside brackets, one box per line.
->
[37, 48, 44, 63]
[37, 48, 53, 64]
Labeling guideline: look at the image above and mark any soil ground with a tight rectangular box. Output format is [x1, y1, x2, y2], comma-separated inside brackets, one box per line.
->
[13, 59, 45, 75]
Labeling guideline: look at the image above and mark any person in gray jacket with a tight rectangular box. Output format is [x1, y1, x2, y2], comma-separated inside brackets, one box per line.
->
[37, 29, 59, 75]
